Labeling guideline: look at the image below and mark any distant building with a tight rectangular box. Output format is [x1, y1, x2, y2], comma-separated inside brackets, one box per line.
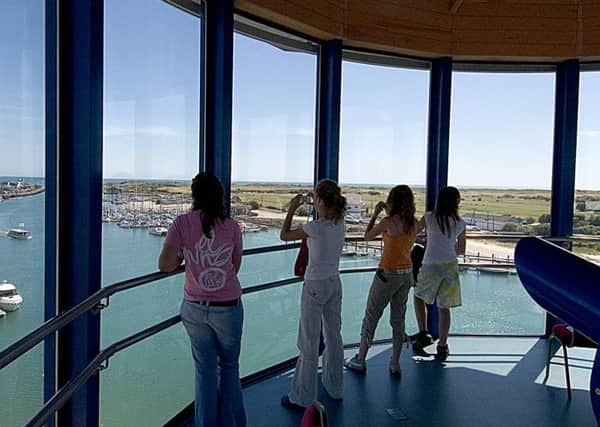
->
[345, 194, 365, 215]
[105, 186, 122, 195]
[231, 203, 252, 217]
[584, 201, 600, 212]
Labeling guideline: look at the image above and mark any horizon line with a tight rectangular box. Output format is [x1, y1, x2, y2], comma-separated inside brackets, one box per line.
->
[3, 175, 598, 191]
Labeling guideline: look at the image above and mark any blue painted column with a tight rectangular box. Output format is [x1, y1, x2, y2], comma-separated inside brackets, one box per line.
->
[314, 40, 342, 356]
[44, 2, 58, 425]
[204, 0, 233, 213]
[426, 57, 452, 211]
[424, 57, 452, 338]
[314, 40, 342, 183]
[56, 1, 104, 425]
[198, 14, 206, 173]
[547, 59, 580, 335]
[551, 60, 579, 238]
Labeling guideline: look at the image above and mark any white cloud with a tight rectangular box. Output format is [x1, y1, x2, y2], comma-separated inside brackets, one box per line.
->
[579, 130, 600, 137]
[234, 126, 313, 137]
[103, 126, 183, 137]
[0, 113, 38, 121]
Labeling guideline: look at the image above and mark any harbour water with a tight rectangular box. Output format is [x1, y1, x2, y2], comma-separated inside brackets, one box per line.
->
[0, 193, 544, 426]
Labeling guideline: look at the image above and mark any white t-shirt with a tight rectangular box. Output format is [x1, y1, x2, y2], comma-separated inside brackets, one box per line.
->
[422, 211, 466, 264]
[302, 219, 345, 280]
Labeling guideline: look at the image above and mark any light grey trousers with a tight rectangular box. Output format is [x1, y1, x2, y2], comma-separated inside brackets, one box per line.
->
[360, 270, 414, 361]
[288, 275, 344, 407]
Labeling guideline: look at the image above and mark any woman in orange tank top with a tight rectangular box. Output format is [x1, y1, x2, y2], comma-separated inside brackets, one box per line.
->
[344, 185, 417, 376]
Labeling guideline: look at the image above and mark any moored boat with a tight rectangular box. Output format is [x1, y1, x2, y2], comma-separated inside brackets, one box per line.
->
[0, 281, 23, 312]
[149, 226, 168, 236]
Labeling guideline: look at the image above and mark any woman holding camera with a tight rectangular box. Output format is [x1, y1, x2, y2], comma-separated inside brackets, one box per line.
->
[159, 172, 245, 427]
[279, 179, 347, 409]
[344, 185, 417, 377]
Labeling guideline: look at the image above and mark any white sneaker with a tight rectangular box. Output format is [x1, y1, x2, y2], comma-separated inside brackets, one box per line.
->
[344, 355, 366, 374]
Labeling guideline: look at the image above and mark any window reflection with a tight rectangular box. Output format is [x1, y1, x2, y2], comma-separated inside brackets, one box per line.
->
[231, 30, 317, 249]
[0, 1, 45, 425]
[574, 71, 600, 264]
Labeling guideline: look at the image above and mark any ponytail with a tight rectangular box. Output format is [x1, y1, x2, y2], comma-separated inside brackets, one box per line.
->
[315, 179, 346, 223]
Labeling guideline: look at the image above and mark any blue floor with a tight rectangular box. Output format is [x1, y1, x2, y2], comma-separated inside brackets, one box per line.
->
[242, 337, 596, 426]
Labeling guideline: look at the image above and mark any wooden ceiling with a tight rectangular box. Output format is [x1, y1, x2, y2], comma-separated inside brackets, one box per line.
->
[234, 0, 600, 61]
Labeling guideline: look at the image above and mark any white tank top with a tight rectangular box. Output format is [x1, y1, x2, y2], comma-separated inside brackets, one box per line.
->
[422, 211, 466, 264]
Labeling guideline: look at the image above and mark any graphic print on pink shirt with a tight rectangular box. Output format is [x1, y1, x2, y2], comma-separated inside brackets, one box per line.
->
[183, 233, 234, 292]
[165, 212, 242, 301]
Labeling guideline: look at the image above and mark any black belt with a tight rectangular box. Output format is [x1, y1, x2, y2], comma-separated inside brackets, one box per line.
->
[192, 298, 239, 307]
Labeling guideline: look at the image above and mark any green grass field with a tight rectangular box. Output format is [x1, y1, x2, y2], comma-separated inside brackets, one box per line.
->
[103, 181, 600, 257]
[103, 181, 599, 222]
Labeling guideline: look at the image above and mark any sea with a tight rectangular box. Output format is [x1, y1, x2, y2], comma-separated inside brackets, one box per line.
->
[0, 192, 545, 426]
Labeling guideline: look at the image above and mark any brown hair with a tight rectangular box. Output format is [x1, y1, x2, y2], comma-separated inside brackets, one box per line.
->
[191, 172, 227, 238]
[386, 185, 417, 231]
[434, 186, 461, 236]
[315, 179, 346, 223]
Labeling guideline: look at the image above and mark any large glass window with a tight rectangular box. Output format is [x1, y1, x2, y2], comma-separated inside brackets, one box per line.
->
[231, 26, 317, 251]
[338, 57, 429, 337]
[0, 1, 45, 425]
[101, 1, 200, 423]
[340, 58, 429, 239]
[574, 71, 600, 263]
[448, 71, 554, 334]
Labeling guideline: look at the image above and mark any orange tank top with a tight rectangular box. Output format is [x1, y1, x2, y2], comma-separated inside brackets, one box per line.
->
[379, 232, 416, 270]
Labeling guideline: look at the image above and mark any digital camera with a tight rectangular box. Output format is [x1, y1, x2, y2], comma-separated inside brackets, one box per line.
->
[302, 194, 313, 205]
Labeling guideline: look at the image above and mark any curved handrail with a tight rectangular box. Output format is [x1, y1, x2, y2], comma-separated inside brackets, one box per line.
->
[0, 242, 301, 370]
[24, 266, 378, 427]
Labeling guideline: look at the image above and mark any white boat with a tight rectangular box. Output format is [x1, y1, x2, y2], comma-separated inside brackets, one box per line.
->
[149, 226, 168, 236]
[341, 248, 356, 257]
[344, 214, 362, 224]
[478, 267, 516, 275]
[7, 223, 31, 240]
[0, 308, 5, 318]
[0, 281, 23, 312]
[241, 223, 261, 233]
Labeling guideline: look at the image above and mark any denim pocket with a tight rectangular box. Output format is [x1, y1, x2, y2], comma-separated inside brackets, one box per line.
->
[303, 280, 327, 305]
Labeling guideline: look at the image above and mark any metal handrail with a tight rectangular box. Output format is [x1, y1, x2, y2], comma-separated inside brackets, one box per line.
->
[24, 266, 378, 427]
[0, 242, 301, 370]
[5, 233, 525, 425]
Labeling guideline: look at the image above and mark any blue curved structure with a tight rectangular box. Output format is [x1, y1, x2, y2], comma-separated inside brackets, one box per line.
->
[515, 237, 600, 423]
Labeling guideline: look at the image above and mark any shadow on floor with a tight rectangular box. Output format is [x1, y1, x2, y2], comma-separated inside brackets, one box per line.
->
[243, 337, 596, 427]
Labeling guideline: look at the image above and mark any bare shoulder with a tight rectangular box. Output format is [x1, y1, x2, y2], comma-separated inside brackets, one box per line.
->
[379, 216, 391, 229]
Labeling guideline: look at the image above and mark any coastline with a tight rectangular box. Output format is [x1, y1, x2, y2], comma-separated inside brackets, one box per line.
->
[0, 187, 45, 201]
[466, 238, 600, 264]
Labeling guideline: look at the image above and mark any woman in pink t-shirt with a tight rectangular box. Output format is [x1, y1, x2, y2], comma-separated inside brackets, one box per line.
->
[159, 172, 245, 427]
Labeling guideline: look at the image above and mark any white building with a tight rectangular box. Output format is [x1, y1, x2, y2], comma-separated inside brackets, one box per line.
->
[345, 193, 365, 215]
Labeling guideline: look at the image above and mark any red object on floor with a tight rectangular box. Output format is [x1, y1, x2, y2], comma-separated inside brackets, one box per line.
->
[543, 323, 575, 400]
[300, 401, 328, 427]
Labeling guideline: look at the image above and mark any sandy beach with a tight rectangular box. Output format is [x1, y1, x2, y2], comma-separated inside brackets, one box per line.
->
[466, 238, 600, 264]
[466, 239, 515, 260]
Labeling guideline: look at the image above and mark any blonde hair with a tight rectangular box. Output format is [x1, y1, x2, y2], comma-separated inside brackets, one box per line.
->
[315, 179, 346, 223]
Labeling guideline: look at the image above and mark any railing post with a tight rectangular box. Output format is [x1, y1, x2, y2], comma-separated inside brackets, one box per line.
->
[204, 0, 234, 213]
[56, 1, 104, 425]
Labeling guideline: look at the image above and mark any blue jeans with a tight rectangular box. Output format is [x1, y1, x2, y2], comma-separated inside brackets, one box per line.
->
[180, 299, 246, 427]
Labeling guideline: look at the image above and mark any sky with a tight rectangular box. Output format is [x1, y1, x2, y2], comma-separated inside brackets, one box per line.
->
[1, 0, 599, 190]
